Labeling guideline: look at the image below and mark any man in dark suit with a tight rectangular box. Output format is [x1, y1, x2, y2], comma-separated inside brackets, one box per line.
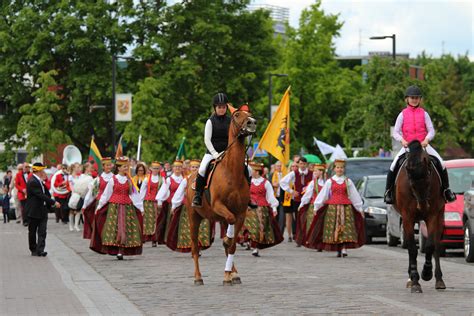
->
[26, 163, 60, 257]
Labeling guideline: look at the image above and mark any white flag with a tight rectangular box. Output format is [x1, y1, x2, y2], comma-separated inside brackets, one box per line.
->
[314, 137, 336, 155]
[329, 144, 348, 161]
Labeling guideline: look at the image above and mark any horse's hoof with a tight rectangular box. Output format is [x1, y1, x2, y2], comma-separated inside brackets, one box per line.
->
[223, 237, 234, 249]
[411, 284, 423, 293]
[194, 279, 204, 286]
[223, 280, 233, 286]
[435, 280, 446, 290]
[406, 279, 412, 288]
[421, 268, 433, 281]
[232, 277, 242, 285]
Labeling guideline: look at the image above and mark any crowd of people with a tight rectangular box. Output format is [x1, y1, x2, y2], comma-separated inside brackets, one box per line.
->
[0, 152, 366, 260]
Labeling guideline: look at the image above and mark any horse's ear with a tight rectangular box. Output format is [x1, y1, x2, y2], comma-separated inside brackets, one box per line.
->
[239, 104, 250, 112]
[228, 104, 237, 114]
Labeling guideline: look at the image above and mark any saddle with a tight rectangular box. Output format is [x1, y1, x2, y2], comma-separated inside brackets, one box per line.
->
[395, 153, 441, 184]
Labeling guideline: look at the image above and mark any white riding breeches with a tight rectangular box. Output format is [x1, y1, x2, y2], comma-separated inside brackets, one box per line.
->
[390, 144, 444, 171]
[199, 153, 214, 177]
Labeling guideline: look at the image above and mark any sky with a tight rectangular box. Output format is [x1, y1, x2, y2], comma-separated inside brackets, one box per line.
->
[254, 0, 473, 60]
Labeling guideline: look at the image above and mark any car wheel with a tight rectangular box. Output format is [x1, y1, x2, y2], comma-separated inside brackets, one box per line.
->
[386, 226, 399, 247]
[464, 221, 474, 263]
[400, 223, 408, 249]
[419, 233, 427, 253]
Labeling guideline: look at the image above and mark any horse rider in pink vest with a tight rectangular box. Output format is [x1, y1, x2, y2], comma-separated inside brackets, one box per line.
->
[384, 85, 456, 204]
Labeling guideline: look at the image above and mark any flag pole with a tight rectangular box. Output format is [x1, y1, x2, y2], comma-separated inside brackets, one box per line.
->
[137, 134, 142, 161]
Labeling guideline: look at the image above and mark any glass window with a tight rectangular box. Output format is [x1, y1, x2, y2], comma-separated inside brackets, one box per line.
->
[447, 167, 474, 194]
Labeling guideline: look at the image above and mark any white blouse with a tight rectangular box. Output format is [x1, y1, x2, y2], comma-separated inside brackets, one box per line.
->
[82, 172, 113, 209]
[299, 178, 326, 208]
[171, 178, 188, 210]
[139, 174, 162, 201]
[156, 174, 184, 206]
[313, 175, 363, 212]
[96, 174, 144, 212]
[251, 177, 279, 211]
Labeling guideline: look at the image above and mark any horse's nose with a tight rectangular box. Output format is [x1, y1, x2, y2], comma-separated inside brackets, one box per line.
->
[247, 117, 257, 133]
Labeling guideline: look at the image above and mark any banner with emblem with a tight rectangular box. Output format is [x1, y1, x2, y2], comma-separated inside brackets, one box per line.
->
[115, 93, 132, 121]
[253, 86, 290, 169]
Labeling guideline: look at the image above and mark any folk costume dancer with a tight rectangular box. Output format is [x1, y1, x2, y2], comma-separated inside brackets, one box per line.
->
[384, 85, 456, 204]
[167, 159, 214, 253]
[90, 157, 144, 260]
[81, 157, 114, 239]
[280, 157, 313, 245]
[156, 160, 184, 244]
[240, 162, 282, 257]
[304, 159, 365, 257]
[296, 163, 327, 247]
[68, 163, 93, 232]
[139, 162, 163, 247]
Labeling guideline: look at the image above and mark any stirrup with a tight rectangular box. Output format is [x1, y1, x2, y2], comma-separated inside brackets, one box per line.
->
[444, 189, 456, 203]
[384, 189, 394, 204]
[192, 195, 203, 207]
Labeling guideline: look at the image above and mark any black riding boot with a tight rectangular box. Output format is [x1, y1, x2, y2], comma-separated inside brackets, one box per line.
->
[384, 169, 396, 204]
[192, 174, 206, 207]
[440, 168, 456, 203]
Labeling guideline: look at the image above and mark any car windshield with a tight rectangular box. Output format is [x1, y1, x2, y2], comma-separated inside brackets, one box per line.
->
[345, 160, 392, 184]
[364, 178, 386, 198]
[448, 167, 474, 194]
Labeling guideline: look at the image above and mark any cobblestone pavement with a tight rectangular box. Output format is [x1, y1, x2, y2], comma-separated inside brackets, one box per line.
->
[45, 217, 474, 316]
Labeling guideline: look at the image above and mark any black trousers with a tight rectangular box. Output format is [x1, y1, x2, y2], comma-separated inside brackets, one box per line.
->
[56, 197, 69, 223]
[28, 216, 48, 254]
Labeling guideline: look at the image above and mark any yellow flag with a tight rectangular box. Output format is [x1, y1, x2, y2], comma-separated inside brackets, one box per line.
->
[255, 86, 290, 166]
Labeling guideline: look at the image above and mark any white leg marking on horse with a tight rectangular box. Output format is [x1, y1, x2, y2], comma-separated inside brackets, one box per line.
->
[225, 254, 234, 272]
[226, 224, 235, 238]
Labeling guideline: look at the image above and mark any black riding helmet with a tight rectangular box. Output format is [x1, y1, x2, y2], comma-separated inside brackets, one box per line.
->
[405, 85, 422, 98]
[212, 93, 228, 106]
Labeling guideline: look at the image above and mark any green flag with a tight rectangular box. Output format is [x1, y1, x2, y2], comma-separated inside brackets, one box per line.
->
[176, 137, 186, 160]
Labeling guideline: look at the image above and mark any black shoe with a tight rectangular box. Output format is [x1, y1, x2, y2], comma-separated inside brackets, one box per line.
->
[296, 243, 301, 248]
[384, 189, 394, 204]
[317, 249, 323, 252]
[192, 194, 202, 207]
[337, 251, 342, 257]
[252, 251, 260, 257]
[444, 189, 456, 203]
[342, 253, 348, 257]
[39, 252, 48, 257]
[288, 237, 293, 242]
[31, 251, 39, 256]
[152, 242, 157, 247]
[117, 254, 123, 260]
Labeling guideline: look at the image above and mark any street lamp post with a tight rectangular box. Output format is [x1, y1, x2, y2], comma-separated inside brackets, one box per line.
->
[111, 54, 135, 155]
[267, 73, 288, 165]
[369, 34, 396, 60]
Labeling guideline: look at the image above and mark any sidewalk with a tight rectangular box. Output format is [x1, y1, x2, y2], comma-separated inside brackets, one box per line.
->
[0, 218, 142, 315]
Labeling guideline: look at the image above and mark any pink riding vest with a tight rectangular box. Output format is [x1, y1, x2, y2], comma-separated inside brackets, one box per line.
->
[402, 106, 427, 143]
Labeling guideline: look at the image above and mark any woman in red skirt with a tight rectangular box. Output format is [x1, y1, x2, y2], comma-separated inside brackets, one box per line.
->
[139, 162, 163, 247]
[240, 162, 282, 257]
[166, 159, 214, 253]
[304, 159, 365, 257]
[155, 160, 184, 244]
[296, 163, 327, 247]
[90, 156, 144, 260]
[81, 157, 114, 239]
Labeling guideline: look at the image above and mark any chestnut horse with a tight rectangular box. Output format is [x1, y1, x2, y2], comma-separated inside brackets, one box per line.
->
[185, 106, 257, 285]
[393, 140, 446, 293]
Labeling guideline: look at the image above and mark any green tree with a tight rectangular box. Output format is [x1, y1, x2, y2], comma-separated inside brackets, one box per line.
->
[17, 71, 71, 159]
[273, 1, 362, 155]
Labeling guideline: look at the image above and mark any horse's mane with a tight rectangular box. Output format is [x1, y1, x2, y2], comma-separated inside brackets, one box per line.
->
[406, 140, 427, 180]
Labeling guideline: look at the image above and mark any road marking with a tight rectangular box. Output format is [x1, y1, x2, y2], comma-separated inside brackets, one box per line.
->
[367, 295, 441, 316]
